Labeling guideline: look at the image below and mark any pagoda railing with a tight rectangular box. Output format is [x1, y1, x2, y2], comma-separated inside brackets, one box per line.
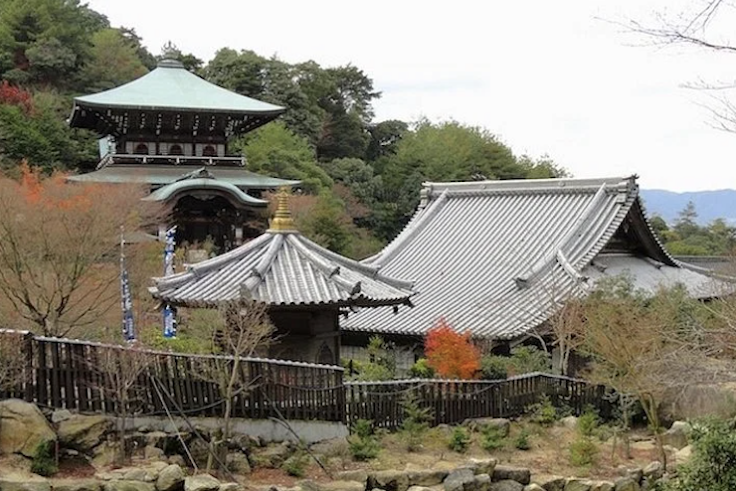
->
[100, 154, 246, 168]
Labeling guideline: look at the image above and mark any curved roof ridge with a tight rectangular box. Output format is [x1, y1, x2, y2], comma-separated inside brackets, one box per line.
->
[142, 178, 268, 206]
[242, 234, 286, 292]
[423, 176, 633, 197]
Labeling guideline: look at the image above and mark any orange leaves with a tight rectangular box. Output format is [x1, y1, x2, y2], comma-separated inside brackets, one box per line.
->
[0, 81, 34, 114]
[424, 318, 481, 379]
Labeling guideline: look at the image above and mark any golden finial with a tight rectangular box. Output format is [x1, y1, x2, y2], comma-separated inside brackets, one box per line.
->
[268, 186, 296, 232]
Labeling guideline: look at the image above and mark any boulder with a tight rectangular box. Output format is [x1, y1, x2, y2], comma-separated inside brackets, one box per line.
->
[469, 458, 497, 476]
[226, 452, 251, 474]
[91, 441, 121, 468]
[475, 474, 492, 491]
[444, 467, 475, 491]
[465, 418, 511, 436]
[301, 480, 364, 491]
[369, 469, 410, 491]
[493, 466, 531, 485]
[525, 486, 545, 491]
[309, 437, 349, 456]
[491, 481, 524, 491]
[564, 479, 592, 491]
[51, 409, 73, 423]
[51, 481, 101, 491]
[590, 483, 614, 491]
[184, 475, 221, 491]
[0, 400, 56, 458]
[674, 445, 692, 466]
[335, 470, 368, 486]
[157, 464, 185, 491]
[102, 482, 155, 491]
[662, 422, 691, 450]
[642, 462, 663, 481]
[168, 454, 188, 467]
[559, 416, 579, 429]
[408, 487, 434, 491]
[57, 414, 113, 452]
[121, 468, 156, 482]
[218, 485, 243, 491]
[532, 475, 565, 491]
[407, 469, 448, 486]
[145, 445, 166, 460]
[249, 444, 294, 468]
[612, 478, 639, 491]
[0, 480, 51, 491]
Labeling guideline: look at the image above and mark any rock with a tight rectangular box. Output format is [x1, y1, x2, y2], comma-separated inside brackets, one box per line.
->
[57, 414, 113, 452]
[564, 479, 592, 491]
[226, 452, 251, 474]
[0, 480, 51, 491]
[560, 416, 579, 429]
[674, 445, 692, 466]
[408, 487, 434, 491]
[491, 481, 524, 491]
[0, 400, 56, 458]
[301, 481, 364, 491]
[613, 478, 639, 491]
[51, 481, 101, 491]
[121, 468, 155, 482]
[444, 467, 475, 491]
[532, 475, 565, 491]
[145, 431, 169, 446]
[184, 475, 221, 491]
[218, 485, 242, 491]
[168, 454, 188, 467]
[662, 421, 691, 450]
[102, 482, 155, 491]
[370, 469, 410, 491]
[187, 439, 211, 468]
[590, 483, 614, 491]
[335, 470, 368, 486]
[309, 437, 349, 456]
[145, 445, 166, 460]
[465, 418, 511, 436]
[51, 409, 73, 423]
[493, 466, 531, 485]
[407, 469, 448, 486]
[475, 474, 492, 491]
[525, 486, 545, 491]
[642, 462, 663, 481]
[469, 458, 497, 476]
[625, 468, 642, 484]
[250, 444, 294, 468]
[157, 464, 185, 491]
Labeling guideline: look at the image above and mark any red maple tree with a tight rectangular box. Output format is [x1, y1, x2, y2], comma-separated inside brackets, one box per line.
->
[0, 81, 33, 114]
[424, 318, 481, 379]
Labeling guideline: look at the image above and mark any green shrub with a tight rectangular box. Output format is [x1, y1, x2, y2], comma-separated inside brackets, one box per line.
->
[569, 437, 598, 467]
[480, 424, 506, 451]
[408, 358, 435, 378]
[480, 355, 508, 380]
[508, 346, 551, 375]
[400, 392, 433, 451]
[30, 441, 57, 477]
[665, 418, 736, 491]
[448, 427, 471, 453]
[577, 409, 599, 437]
[348, 419, 380, 461]
[513, 428, 531, 451]
[282, 452, 309, 477]
[529, 395, 558, 426]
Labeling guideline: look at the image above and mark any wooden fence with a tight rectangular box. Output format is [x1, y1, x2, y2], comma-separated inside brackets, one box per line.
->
[0, 332, 345, 422]
[344, 374, 610, 430]
[0, 332, 609, 428]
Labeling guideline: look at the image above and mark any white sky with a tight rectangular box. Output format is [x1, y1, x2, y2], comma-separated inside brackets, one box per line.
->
[87, 0, 736, 192]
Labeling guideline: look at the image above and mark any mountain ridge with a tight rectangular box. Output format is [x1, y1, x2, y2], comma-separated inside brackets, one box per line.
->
[640, 189, 736, 225]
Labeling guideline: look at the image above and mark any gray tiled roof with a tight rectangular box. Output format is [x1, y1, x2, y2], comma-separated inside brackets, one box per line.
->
[150, 230, 415, 308]
[343, 176, 722, 339]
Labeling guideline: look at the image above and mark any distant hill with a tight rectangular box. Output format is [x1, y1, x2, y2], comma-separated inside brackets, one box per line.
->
[640, 189, 736, 225]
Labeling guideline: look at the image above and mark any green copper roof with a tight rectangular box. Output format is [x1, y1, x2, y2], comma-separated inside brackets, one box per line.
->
[73, 59, 285, 115]
[67, 164, 300, 188]
[143, 178, 268, 206]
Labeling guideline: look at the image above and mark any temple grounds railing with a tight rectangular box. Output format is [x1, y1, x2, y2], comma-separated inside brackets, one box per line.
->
[0, 331, 608, 427]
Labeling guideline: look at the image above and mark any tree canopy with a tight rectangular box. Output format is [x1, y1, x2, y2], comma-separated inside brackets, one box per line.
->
[652, 201, 736, 256]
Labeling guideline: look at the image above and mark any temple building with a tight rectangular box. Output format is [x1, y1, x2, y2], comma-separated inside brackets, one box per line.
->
[149, 189, 415, 365]
[342, 176, 725, 367]
[68, 59, 297, 251]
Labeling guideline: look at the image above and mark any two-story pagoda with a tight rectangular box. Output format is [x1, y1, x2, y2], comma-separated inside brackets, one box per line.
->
[68, 59, 297, 251]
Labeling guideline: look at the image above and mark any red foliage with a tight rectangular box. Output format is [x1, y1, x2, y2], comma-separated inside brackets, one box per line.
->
[0, 81, 33, 114]
[424, 318, 481, 379]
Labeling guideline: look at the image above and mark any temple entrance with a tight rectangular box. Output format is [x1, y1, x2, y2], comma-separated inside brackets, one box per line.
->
[173, 195, 239, 253]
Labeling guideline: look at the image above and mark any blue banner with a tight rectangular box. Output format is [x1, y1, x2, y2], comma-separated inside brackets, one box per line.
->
[120, 231, 136, 343]
[163, 226, 177, 339]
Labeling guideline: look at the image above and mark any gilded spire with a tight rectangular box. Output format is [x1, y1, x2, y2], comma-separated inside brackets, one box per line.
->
[268, 186, 296, 232]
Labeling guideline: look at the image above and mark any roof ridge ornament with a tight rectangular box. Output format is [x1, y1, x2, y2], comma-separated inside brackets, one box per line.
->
[268, 186, 297, 232]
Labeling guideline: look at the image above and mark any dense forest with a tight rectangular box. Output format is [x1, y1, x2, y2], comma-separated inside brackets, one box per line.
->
[650, 202, 736, 256]
[0, 0, 566, 258]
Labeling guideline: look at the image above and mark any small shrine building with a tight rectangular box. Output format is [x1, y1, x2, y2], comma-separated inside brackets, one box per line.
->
[149, 189, 415, 365]
[68, 59, 297, 251]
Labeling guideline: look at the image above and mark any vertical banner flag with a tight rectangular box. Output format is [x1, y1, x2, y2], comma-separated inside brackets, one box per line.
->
[163, 226, 177, 338]
[120, 228, 136, 343]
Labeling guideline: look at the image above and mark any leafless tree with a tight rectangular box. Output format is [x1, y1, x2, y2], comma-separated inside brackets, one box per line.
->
[197, 300, 276, 472]
[0, 329, 28, 396]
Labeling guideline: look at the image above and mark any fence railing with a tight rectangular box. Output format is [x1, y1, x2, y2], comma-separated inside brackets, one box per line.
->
[344, 373, 610, 430]
[0, 332, 345, 422]
[0, 332, 609, 428]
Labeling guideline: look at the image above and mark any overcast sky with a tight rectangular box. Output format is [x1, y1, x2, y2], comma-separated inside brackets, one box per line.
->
[88, 0, 736, 192]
